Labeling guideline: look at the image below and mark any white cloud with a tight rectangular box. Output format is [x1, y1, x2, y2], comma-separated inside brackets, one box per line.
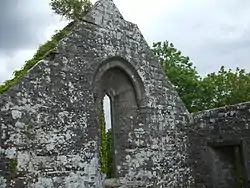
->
[0, 49, 35, 82]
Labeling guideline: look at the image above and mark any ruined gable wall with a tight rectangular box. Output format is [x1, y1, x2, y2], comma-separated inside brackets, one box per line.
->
[0, 0, 193, 187]
[191, 102, 250, 187]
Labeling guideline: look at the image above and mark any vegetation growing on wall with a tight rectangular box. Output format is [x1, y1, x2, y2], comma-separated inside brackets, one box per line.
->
[8, 158, 18, 178]
[100, 105, 116, 178]
[106, 129, 116, 178]
[100, 103, 107, 174]
[0, 21, 75, 94]
[0, 0, 93, 95]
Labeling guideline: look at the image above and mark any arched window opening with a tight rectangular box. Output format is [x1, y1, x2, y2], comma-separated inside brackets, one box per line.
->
[101, 94, 116, 178]
[94, 61, 145, 179]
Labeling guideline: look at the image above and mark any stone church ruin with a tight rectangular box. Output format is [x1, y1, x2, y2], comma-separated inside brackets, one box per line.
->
[1, 0, 250, 187]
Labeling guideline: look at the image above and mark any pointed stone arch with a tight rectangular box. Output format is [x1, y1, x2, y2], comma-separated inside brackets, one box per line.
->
[93, 57, 145, 178]
[93, 56, 145, 105]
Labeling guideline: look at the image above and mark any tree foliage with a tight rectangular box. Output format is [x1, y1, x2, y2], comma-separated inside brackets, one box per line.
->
[50, 0, 92, 21]
[198, 66, 250, 110]
[152, 40, 250, 112]
[152, 41, 201, 112]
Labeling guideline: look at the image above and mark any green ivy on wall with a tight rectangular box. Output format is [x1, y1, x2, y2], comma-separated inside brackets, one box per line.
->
[106, 129, 116, 178]
[100, 102, 107, 174]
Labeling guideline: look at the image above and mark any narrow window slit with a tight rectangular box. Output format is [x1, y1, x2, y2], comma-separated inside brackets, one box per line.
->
[101, 94, 116, 179]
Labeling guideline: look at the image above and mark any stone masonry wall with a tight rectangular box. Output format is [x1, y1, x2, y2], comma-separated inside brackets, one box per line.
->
[0, 0, 193, 187]
[191, 102, 250, 188]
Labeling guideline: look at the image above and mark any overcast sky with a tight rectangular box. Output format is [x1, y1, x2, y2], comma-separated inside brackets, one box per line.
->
[1, 0, 250, 85]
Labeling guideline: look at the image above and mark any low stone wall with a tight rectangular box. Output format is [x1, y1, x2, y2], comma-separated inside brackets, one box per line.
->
[190, 102, 250, 188]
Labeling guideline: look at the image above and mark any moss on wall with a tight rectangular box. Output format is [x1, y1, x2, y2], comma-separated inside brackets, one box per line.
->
[8, 158, 18, 178]
[0, 21, 75, 94]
